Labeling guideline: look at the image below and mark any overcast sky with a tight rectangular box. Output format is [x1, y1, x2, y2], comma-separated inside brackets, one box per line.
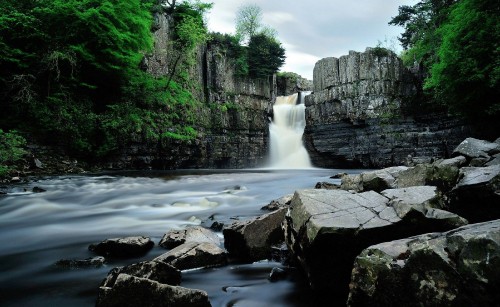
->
[206, 0, 416, 79]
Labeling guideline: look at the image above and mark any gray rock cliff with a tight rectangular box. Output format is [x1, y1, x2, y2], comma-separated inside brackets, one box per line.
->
[304, 48, 472, 168]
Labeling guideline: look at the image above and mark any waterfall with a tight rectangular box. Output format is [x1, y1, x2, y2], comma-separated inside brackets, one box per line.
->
[268, 92, 312, 169]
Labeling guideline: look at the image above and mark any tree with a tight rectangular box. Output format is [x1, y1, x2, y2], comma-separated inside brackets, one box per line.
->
[389, 0, 456, 67]
[424, 0, 500, 119]
[235, 4, 262, 44]
[247, 33, 285, 79]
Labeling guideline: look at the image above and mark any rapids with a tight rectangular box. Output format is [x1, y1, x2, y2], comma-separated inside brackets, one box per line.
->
[0, 169, 361, 306]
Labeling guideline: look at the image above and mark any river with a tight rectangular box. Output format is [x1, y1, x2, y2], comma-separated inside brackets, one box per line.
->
[0, 169, 361, 306]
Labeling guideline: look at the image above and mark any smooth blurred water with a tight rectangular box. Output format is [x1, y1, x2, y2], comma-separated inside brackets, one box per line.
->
[0, 169, 360, 306]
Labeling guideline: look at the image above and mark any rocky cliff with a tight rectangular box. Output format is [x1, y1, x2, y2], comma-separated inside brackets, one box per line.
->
[304, 48, 472, 168]
[121, 12, 274, 169]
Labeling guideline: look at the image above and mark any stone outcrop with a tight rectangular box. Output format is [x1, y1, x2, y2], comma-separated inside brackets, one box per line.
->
[304, 48, 472, 168]
[223, 208, 287, 261]
[118, 14, 275, 170]
[348, 219, 500, 306]
[449, 164, 500, 222]
[159, 226, 220, 249]
[100, 260, 181, 288]
[89, 236, 154, 258]
[283, 188, 467, 303]
[154, 242, 227, 270]
[276, 72, 312, 96]
[96, 274, 211, 307]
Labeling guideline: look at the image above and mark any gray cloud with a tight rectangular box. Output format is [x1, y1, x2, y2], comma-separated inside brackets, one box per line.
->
[207, 0, 416, 79]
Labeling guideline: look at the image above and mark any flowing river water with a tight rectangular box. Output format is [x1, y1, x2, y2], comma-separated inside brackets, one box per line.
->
[0, 169, 363, 306]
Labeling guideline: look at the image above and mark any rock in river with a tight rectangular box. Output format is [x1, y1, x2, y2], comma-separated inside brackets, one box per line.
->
[96, 273, 211, 307]
[283, 188, 467, 304]
[223, 208, 287, 261]
[154, 242, 227, 270]
[348, 219, 500, 306]
[159, 226, 220, 249]
[89, 236, 154, 258]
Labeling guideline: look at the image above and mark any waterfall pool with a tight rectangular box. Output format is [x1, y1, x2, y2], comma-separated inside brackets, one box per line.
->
[0, 169, 363, 306]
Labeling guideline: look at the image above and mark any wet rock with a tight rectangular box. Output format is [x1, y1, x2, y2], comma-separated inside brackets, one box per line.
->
[434, 155, 467, 168]
[55, 256, 105, 268]
[485, 153, 500, 166]
[32, 186, 46, 193]
[314, 181, 340, 190]
[283, 189, 467, 303]
[100, 260, 181, 288]
[340, 166, 408, 192]
[223, 208, 287, 261]
[10, 177, 21, 183]
[269, 267, 288, 282]
[154, 242, 227, 270]
[34, 158, 43, 169]
[159, 226, 220, 249]
[395, 163, 460, 192]
[348, 219, 500, 306]
[209, 221, 224, 231]
[452, 137, 500, 160]
[89, 236, 154, 258]
[331, 173, 347, 179]
[96, 274, 211, 307]
[449, 165, 500, 222]
[261, 194, 293, 211]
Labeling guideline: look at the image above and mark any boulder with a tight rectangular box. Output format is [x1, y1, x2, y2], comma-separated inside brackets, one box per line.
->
[348, 219, 500, 306]
[96, 274, 211, 307]
[283, 189, 467, 304]
[486, 153, 500, 166]
[223, 207, 287, 261]
[100, 260, 181, 288]
[55, 256, 105, 268]
[434, 155, 467, 168]
[395, 163, 460, 192]
[449, 165, 500, 222]
[261, 194, 293, 211]
[159, 226, 220, 249]
[452, 137, 500, 160]
[89, 236, 154, 258]
[154, 242, 227, 270]
[340, 166, 409, 192]
[314, 181, 340, 190]
[361, 166, 409, 192]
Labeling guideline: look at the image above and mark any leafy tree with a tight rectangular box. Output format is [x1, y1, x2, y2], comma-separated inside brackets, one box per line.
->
[0, 129, 26, 176]
[390, 0, 456, 67]
[0, 0, 209, 157]
[247, 33, 285, 79]
[424, 0, 500, 119]
[235, 4, 262, 44]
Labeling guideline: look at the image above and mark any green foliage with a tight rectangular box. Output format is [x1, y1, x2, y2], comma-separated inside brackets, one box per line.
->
[210, 32, 248, 77]
[0, 129, 26, 176]
[0, 0, 208, 158]
[235, 4, 262, 44]
[390, 0, 456, 68]
[276, 71, 300, 82]
[248, 34, 286, 79]
[424, 0, 500, 119]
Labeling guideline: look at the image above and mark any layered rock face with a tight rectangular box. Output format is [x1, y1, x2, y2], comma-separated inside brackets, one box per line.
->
[305, 48, 471, 168]
[120, 13, 273, 169]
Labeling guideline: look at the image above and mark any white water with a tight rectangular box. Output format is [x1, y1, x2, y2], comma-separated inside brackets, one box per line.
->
[269, 92, 312, 169]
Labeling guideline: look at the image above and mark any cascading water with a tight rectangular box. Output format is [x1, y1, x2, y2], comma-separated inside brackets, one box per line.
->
[268, 92, 312, 168]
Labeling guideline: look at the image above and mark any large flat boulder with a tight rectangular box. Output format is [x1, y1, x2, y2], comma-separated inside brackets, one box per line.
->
[449, 164, 500, 222]
[395, 163, 460, 192]
[100, 260, 181, 288]
[340, 166, 408, 192]
[348, 219, 500, 306]
[452, 137, 500, 160]
[223, 208, 287, 261]
[154, 242, 227, 270]
[284, 188, 467, 304]
[159, 226, 220, 249]
[96, 274, 211, 307]
[89, 236, 154, 258]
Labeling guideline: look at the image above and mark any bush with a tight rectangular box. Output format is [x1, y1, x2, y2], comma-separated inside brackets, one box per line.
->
[0, 129, 26, 176]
